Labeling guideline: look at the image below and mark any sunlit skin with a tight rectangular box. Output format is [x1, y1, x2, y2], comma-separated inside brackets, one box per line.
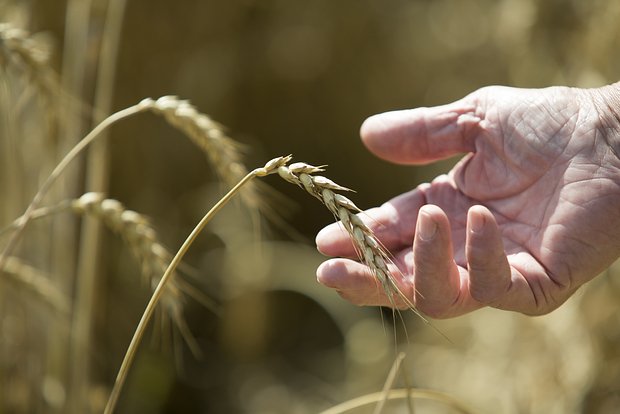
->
[316, 84, 620, 318]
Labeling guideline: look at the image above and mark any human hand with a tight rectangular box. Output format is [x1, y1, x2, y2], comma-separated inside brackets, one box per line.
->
[316, 84, 620, 318]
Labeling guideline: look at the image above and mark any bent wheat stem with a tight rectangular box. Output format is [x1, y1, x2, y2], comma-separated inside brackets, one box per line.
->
[71, 1, 129, 409]
[374, 352, 408, 414]
[319, 388, 476, 414]
[103, 156, 289, 414]
[2, 257, 70, 316]
[0, 101, 151, 272]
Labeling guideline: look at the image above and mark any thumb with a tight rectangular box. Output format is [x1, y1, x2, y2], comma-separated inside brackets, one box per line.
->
[360, 97, 481, 165]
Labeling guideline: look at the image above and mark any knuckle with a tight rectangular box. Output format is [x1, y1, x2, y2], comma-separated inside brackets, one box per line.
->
[469, 282, 496, 304]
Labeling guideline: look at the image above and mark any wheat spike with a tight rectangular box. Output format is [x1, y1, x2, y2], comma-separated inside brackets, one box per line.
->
[1, 192, 216, 348]
[71, 192, 213, 355]
[0, 193, 218, 323]
[0, 23, 50, 69]
[0, 23, 60, 103]
[141, 96, 263, 208]
[266, 156, 424, 317]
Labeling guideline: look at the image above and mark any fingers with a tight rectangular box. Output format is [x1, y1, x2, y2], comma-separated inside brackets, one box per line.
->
[317, 204, 478, 317]
[360, 99, 481, 165]
[465, 205, 512, 306]
[316, 204, 516, 318]
[412, 205, 473, 318]
[316, 258, 413, 308]
[317, 202, 568, 318]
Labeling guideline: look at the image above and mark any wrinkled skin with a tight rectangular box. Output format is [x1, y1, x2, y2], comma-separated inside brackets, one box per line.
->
[316, 84, 620, 318]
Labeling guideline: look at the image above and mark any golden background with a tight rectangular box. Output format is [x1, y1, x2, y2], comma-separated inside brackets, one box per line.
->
[1, 0, 620, 413]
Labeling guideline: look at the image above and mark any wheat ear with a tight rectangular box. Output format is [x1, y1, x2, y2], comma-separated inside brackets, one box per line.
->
[146, 96, 246, 182]
[272, 156, 426, 318]
[0, 23, 61, 111]
[0, 23, 52, 81]
[70, 193, 217, 334]
[144, 96, 294, 231]
[0, 23, 48, 61]
[0, 193, 215, 345]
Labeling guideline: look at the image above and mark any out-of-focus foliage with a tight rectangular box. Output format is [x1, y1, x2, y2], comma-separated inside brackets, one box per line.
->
[1, 0, 620, 413]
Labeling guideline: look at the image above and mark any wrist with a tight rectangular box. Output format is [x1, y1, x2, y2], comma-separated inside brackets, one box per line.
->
[588, 82, 620, 159]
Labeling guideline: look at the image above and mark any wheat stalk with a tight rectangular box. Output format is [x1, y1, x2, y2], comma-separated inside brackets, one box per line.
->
[0, 101, 150, 272]
[1, 256, 70, 317]
[71, 2, 129, 408]
[104, 156, 289, 414]
[319, 388, 476, 414]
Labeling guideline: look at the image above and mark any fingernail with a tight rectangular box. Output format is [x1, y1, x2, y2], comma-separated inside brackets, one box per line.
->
[469, 210, 485, 234]
[418, 212, 437, 241]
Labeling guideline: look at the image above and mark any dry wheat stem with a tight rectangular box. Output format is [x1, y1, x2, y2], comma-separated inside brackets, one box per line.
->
[0, 202, 73, 237]
[318, 388, 476, 414]
[0, 101, 150, 273]
[2, 256, 70, 316]
[103, 156, 289, 414]
[374, 352, 409, 414]
[72, 2, 129, 408]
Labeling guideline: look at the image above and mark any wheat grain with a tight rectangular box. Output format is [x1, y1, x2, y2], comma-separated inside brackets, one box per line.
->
[104, 155, 288, 414]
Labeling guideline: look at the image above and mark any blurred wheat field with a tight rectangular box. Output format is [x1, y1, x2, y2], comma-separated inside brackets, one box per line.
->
[1, 0, 620, 413]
